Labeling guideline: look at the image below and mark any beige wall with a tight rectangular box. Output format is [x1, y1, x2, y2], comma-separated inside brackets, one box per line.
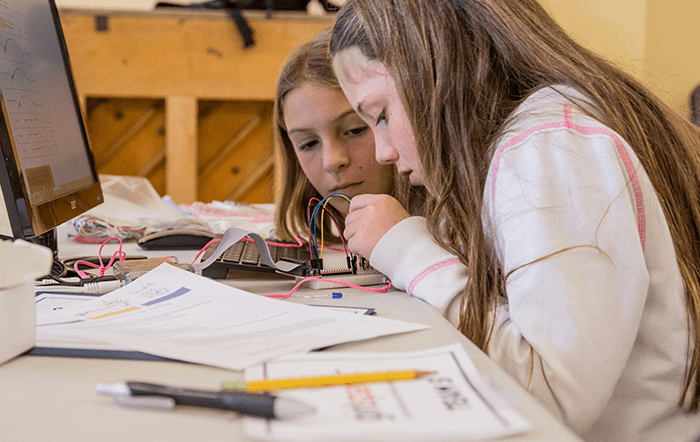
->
[541, 0, 699, 118]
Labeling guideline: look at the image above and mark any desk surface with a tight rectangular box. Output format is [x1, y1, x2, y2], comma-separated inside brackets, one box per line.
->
[0, 231, 582, 442]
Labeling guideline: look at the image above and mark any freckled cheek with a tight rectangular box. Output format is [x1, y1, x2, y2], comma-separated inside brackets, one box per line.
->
[353, 152, 383, 176]
[296, 154, 329, 194]
[348, 138, 378, 169]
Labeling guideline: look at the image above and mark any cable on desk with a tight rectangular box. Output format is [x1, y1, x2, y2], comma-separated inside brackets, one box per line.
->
[265, 276, 392, 299]
[37, 277, 124, 294]
[50, 258, 67, 278]
[70, 214, 146, 242]
[72, 236, 126, 278]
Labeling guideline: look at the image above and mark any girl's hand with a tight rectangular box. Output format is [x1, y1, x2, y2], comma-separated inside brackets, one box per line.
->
[343, 194, 410, 258]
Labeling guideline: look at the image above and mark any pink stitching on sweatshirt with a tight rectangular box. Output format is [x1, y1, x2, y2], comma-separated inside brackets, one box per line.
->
[408, 258, 461, 295]
[491, 104, 646, 249]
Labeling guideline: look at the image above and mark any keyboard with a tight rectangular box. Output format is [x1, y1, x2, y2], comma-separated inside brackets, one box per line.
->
[201, 239, 311, 279]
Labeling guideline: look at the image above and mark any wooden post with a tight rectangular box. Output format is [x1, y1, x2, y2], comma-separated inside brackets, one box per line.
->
[165, 96, 198, 204]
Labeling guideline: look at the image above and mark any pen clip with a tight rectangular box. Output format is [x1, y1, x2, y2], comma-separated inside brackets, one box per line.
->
[112, 394, 176, 410]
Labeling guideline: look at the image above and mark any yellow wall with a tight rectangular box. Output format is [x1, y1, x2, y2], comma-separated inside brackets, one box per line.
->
[540, 0, 700, 118]
[540, 0, 647, 76]
[644, 0, 700, 116]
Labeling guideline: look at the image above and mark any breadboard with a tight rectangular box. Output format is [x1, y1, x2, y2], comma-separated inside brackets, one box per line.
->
[295, 271, 388, 290]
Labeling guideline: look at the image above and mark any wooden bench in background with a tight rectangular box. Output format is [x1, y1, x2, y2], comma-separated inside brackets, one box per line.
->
[59, 8, 333, 204]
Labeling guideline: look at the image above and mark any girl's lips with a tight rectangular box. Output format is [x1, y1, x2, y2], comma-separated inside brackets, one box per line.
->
[331, 182, 362, 194]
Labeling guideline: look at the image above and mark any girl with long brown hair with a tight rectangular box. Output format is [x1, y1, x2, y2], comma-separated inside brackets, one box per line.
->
[329, 0, 700, 440]
[273, 28, 397, 242]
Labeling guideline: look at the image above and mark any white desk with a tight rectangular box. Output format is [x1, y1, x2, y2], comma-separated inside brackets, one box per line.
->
[0, 230, 582, 441]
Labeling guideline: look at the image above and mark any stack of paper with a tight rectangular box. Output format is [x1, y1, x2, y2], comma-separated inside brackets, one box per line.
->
[35, 264, 428, 370]
[244, 343, 531, 441]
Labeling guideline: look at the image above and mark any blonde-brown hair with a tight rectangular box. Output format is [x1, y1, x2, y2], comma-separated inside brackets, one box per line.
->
[331, 0, 700, 411]
[273, 29, 349, 242]
[274, 28, 421, 241]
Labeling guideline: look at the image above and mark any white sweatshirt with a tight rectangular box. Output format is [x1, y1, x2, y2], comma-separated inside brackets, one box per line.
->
[369, 87, 700, 441]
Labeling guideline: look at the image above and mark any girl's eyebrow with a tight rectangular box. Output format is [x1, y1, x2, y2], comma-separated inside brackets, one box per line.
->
[286, 127, 312, 135]
[333, 109, 358, 123]
[356, 103, 374, 121]
[287, 109, 358, 135]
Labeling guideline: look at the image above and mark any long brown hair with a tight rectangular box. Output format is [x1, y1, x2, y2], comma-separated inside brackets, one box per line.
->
[274, 28, 422, 241]
[331, 0, 700, 411]
[273, 28, 350, 242]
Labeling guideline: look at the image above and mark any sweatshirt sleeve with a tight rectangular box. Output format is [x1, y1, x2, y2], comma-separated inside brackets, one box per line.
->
[369, 216, 465, 327]
[484, 123, 649, 433]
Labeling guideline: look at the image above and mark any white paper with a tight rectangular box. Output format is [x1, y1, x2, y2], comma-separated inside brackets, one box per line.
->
[243, 343, 531, 441]
[36, 264, 428, 369]
[34, 293, 122, 351]
[34, 294, 376, 352]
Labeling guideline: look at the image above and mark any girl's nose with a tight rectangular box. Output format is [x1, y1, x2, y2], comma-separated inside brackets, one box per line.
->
[323, 139, 350, 172]
[374, 135, 399, 165]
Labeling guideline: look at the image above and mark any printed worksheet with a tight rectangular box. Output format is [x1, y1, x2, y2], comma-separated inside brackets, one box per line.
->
[36, 264, 428, 370]
[244, 344, 531, 441]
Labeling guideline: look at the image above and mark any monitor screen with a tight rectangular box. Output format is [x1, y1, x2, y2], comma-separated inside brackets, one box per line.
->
[0, 0, 102, 242]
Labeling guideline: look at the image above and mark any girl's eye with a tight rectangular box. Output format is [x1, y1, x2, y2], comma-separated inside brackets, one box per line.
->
[346, 125, 369, 137]
[375, 109, 387, 127]
[297, 139, 319, 152]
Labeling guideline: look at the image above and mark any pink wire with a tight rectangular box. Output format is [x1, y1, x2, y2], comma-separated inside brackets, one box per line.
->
[323, 214, 349, 256]
[190, 238, 222, 265]
[71, 236, 108, 244]
[320, 244, 347, 252]
[265, 277, 392, 299]
[243, 235, 304, 248]
[73, 236, 126, 278]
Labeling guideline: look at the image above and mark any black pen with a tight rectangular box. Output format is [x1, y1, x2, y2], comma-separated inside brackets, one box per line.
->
[95, 381, 315, 419]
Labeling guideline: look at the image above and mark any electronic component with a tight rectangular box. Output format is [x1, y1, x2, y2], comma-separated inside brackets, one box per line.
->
[200, 240, 311, 279]
[198, 238, 385, 288]
[197, 194, 385, 287]
[294, 271, 388, 289]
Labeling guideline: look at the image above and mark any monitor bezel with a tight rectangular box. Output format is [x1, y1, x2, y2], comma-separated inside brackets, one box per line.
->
[0, 0, 102, 241]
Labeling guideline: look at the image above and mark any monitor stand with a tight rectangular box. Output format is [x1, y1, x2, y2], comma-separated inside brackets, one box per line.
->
[0, 229, 64, 278]
[30, 229, 58, 260]
[31, 229, 66, 278]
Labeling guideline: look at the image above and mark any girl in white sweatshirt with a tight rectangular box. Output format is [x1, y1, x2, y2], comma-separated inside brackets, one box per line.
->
[329, 0, 700, 440]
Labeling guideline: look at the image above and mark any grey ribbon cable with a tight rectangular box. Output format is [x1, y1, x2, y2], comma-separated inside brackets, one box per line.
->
[192, 227, 302, 273]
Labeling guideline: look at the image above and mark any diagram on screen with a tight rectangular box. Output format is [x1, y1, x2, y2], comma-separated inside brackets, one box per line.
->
[0, 0, 93, 207]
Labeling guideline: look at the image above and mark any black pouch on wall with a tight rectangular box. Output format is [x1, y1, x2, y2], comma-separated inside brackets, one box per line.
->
[691, 85, 700, 126]
[156, 1, 258, 48]
[155, 1, 339, 48]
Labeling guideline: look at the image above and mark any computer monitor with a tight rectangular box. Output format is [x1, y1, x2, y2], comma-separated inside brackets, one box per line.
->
[0, 0, 103, 253]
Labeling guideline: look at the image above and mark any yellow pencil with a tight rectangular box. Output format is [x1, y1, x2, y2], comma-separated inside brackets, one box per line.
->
[223, 370, 434, 392]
